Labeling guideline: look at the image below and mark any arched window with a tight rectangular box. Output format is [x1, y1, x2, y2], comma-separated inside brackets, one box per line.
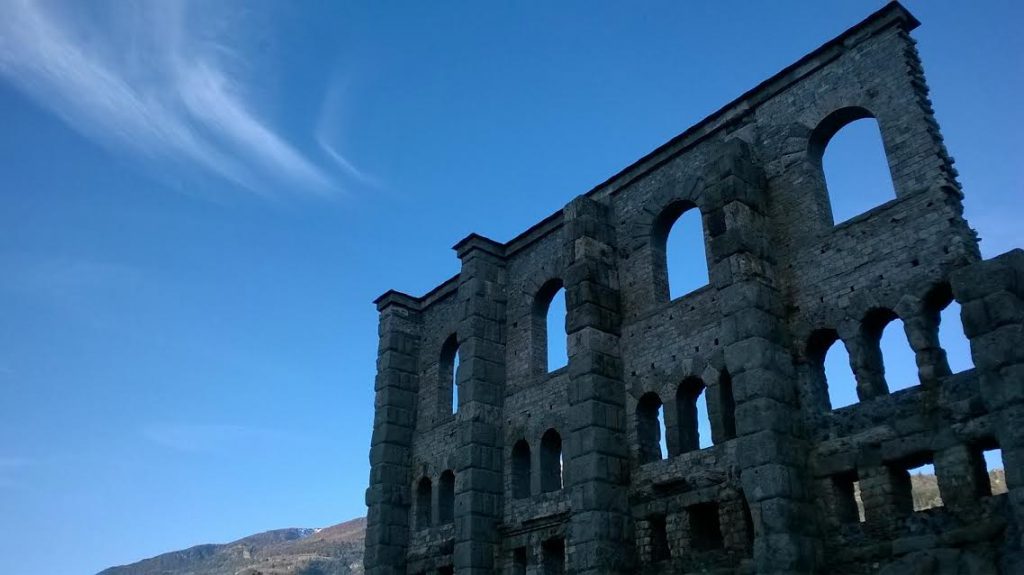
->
[809, 107, 896, 225]
[415, 477, 432, 530]
[534, 279, 568, 373]
[511, 440, 531, 499]
[440, 334, 460, 416]
[859, 308, 919, 394]
[676, 377, 711, 453]
[808, 329, 858, 410]
[878, 316, 919, 393]
[438, 470, 455, 524]
[636, 392, 666, 463]
[540, 429, 563, 493]
[652, 200, 709, 301]
[939, 300, 973, 372]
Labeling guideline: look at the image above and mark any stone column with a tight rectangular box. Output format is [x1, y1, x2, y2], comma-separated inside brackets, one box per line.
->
[858, 464, 912, 529]
[563, 196, 634, 575]
[706, 140, 818, 573]
[843, 331, 890, 401]
[365, 291, 423, 575]
[934, 444, 986, 515]
[452, 234, 508, 575]
[951, 249, 1024, 544]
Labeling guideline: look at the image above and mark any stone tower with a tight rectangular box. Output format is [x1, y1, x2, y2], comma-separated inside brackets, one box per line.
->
[363, 3, 1023, 573]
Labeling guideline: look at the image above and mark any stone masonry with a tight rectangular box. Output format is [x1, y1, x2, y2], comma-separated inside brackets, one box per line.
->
[363, 3, 1023, 573]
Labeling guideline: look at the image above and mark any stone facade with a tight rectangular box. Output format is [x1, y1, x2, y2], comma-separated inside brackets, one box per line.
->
[363, 3, 1023, 573]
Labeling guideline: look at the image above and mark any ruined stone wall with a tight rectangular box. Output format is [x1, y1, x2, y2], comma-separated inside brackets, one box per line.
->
[363, 3, 1022, 574]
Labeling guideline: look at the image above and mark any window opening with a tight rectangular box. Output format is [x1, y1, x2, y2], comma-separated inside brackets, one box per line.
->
[812, 109, 896, 224]
[939, 300, 973, 373]
[540, 429, 563, 493]
[649, 514, 670, 562]
[511, 440, 531, 499]
[637, 392, 666, 463]
[416, 477, 433, 530]
[542, 537, 566, 575]
[438, 470, 455, 524]
[879, 317, 919, 393]
[688, 502, 724, 551]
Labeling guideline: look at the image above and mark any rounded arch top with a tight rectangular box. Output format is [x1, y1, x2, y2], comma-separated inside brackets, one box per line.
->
[808, 106, 877, 166]
[533, 277, 566, 315]
[651, 199, 701, 249]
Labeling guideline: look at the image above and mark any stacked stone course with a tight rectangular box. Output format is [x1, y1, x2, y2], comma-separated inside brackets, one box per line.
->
[364, 3, 1022, 573]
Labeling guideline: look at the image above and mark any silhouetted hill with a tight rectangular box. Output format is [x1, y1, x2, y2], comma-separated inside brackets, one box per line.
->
[98, 517, 365, 575]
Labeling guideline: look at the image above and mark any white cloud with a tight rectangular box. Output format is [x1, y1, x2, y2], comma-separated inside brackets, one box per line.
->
[0, 0, 343, 196]
[315, 77, 378, 189]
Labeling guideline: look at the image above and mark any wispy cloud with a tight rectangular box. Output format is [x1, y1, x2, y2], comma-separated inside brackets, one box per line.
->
[315, 76, 378, 188]
[144, 423, 294, 454]
[0, 0, 349, 196]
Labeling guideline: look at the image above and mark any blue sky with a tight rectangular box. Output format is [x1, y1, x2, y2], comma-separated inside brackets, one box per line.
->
[0, 1, 1020, 573]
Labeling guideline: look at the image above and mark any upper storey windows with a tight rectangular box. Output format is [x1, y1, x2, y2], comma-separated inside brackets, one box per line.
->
[810, 107, 897, 225]
[440, 333, 460, 416]
[534, 279, 568, 373]
[652, 201, 709, 301]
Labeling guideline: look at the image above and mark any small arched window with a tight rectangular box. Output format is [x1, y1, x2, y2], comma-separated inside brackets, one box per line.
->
[534, 279, 568, 373]
[879, 316, 919, 393]
[863, 308, 919, 394]
[676, 377, 711, 453]
[652, 201, 709, 301]
[511, 440, 531, 499]
[808, 328, 858, 410]
[540, 429, 563, 493]
[809, 107, 896, 225]
[440, 334, 460, 416]
[415, 477, 433, 530]
[438, 470, 455, 524]
[637, 392, 666, 464]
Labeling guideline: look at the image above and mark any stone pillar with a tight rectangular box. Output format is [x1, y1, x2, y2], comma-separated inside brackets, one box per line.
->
[858, 464, 912, 529]
[951, 249, 1024, 545]
[900, 304, 952, 385]
[365, 291, 423, 575]
[934, 444, 986, 515]
[843, 332, 890, 401]
[706, 140, 817, 573]
[452, 234, 508, 575]
[563, 196, 634, 575]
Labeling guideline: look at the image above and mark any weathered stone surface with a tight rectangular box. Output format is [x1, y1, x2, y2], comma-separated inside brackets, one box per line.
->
[363, 3, 1020, 574]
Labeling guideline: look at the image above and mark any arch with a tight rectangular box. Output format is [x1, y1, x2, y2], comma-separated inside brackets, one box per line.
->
[808, 107, 896, 224]
[533, 278, 568, 373]
[511, 440, 531, 499]
[861, 308, 919, 394]
[636, 392, 666, 463]
[651, 200, 709, 301]
[415, 476, 433, 530]
[807, 328, 857, 410]
[438, 470, 455, 524]
[676, 377, 711, 453]
[440, 333, 460, 415]
[540, 429, 563, 493]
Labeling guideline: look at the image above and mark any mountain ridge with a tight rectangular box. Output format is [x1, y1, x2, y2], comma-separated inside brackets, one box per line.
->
[97, 517, 366, 575]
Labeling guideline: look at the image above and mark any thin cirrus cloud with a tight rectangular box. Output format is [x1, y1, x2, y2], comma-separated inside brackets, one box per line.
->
[0, 0, 362, 197]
